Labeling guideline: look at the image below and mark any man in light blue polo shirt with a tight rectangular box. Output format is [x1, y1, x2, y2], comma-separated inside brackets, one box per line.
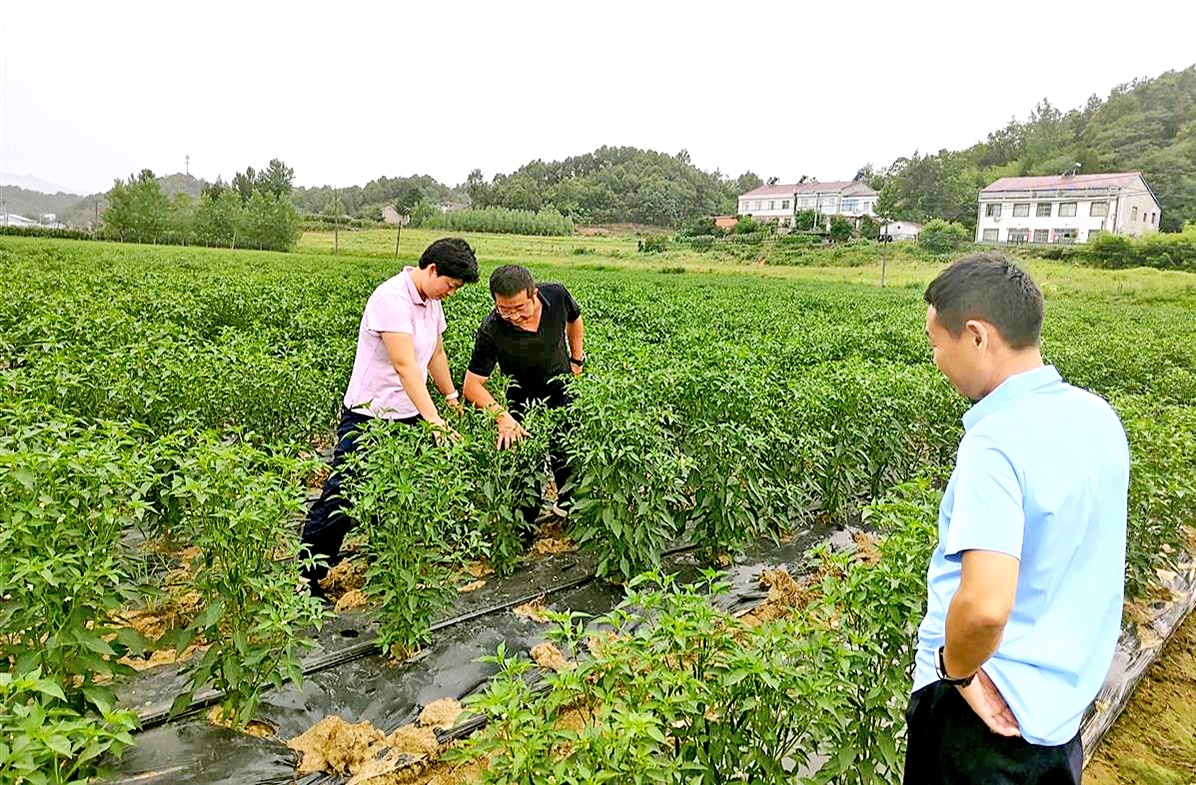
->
[905, 253, 1129, 784]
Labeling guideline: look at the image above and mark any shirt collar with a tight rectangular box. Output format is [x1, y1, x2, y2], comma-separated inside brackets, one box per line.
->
[401, 267, 427, 306]
[962, 365, 1061, 431]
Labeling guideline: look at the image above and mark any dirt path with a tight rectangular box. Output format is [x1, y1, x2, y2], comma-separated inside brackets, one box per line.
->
[1086, 608, 1196, 784]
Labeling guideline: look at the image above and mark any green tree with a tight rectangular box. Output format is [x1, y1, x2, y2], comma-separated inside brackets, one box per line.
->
[393, 182, 425, 215]
[232, 167, 257, 203]
[734, 171, 764, 195]
[241, 191, 302, 251]
[255, 159, 294, 198]
[465, 168, 489, 207]
[168, 193, 197, 243]
[794, 209, 817, 231]
[102, 169, 170, 242]
[195, 189, 245, 248]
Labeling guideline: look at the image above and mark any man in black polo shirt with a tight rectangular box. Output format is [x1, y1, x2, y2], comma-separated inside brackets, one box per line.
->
[463, 265, 584, 522]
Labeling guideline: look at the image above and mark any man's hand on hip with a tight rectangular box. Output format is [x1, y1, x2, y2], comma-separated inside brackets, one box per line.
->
[958, 669, 1021, 737]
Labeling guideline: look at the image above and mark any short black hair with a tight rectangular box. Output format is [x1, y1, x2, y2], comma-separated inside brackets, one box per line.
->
[489, 265, 535, 298]
[419, 238, 479, 283]
[924, 252, 1043, 349]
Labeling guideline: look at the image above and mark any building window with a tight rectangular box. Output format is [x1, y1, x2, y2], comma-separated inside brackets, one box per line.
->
[781, 200, 790, 210]
[1013, 203, 1030, 217]
[1053, 228, 1077, 244]
[1087, 230, 1103, 241]
[1033, 229, 1049, 243]
[781, 218, 791, 227]
[1036, 203, 1052, 217]
[754, 201, 762, 211]
[769, 201, 776, 210]
[1131, 206, 1138, 221]
[1059, 202, 1077, 217]
[985, 203, 1002, 218]
[842, 199, 859, 212]
[1007, 229, 1029, 244]
[1090, 201, 1108, 217]
[982, 228, 999, 242]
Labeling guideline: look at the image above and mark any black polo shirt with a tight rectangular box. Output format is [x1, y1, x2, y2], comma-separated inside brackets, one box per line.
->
[468, 283, 581, 404]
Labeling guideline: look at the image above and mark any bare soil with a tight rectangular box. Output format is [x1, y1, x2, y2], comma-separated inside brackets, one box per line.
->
[1085, 607, 1196, 785]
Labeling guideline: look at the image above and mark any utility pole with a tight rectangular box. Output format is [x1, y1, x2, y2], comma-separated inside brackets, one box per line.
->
[878, 210, 894, 288]
[185, 153, 190, 176]
[334, 188, 339, 256]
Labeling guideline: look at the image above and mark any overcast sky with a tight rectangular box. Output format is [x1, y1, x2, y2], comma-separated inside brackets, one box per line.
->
[2, 0, 1194, 195]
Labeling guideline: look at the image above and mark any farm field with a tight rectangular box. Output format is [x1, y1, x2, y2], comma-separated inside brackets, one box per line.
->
[299, 226, 1196, 300]
[2, 233, 1195, 783]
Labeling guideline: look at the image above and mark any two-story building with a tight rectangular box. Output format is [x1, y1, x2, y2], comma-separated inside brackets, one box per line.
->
[738, 181, 878, 228]
[975, 172, 1161, 245]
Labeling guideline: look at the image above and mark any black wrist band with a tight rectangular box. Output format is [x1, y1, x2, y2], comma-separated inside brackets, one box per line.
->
[935, 646, 975, 687]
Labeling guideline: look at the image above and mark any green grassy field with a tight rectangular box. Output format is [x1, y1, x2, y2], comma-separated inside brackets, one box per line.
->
[298, 227, 1196, 304]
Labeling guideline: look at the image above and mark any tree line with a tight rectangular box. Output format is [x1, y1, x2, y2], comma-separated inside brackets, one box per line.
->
[101, 159, 302, 251]
[464, 146, 760, 227]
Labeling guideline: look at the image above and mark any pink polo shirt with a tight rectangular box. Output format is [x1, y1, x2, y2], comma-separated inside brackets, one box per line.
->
[343, 267, 447, 419]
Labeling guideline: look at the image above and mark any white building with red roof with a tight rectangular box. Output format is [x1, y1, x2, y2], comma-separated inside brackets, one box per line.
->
[737, 180, 877, 228]
[976, 172, 1161, 245]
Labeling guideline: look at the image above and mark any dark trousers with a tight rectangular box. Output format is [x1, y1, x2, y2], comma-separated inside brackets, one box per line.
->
[509, 388, 573, 525]
[903, 681, 1083, 785]
[300, 408, 421, 586]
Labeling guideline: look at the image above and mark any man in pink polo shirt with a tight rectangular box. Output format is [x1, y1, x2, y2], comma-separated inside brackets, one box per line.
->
[301, 237, 479, 596]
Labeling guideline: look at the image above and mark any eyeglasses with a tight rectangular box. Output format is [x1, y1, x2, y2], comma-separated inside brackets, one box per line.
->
[496, 299, 535, 319]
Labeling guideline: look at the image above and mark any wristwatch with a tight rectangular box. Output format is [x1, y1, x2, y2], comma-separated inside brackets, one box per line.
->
[569, 355, 585, 367]
[935, 646, 975, 687]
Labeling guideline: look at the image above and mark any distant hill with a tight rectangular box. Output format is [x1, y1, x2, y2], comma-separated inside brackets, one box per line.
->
[0, 184, 83, 222]
[466, 146, 759, 226]
[45, 172, 207, 228]
[876, 63, 1196, 231]
[156, 173, 205, 199]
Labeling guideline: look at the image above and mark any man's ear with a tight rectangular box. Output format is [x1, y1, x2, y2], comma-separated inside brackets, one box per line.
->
[964, 319, 988, 349]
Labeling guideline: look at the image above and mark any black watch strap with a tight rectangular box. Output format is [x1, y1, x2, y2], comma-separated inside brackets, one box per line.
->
[935, 646, 975, 687]
[570, 356, 585, 367]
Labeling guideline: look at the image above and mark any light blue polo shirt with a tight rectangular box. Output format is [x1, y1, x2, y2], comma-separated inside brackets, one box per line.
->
[912, 365, 1129, 746]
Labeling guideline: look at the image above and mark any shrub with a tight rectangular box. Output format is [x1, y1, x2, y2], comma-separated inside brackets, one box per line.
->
[677, 217, 722, 237]
[917, 219, 971, 254]
[734, 215, 769, 235]
[637, 234, 669, 253]
[829, 216, 854, 243]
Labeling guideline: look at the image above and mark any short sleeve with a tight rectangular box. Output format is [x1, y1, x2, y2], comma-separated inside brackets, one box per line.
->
[364, 290, 414, 334]
[468, 322, 498, 378]
[559, 285, 581, 321]
[944, 435, 1025, 560]
[437, 301, 447, 334]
